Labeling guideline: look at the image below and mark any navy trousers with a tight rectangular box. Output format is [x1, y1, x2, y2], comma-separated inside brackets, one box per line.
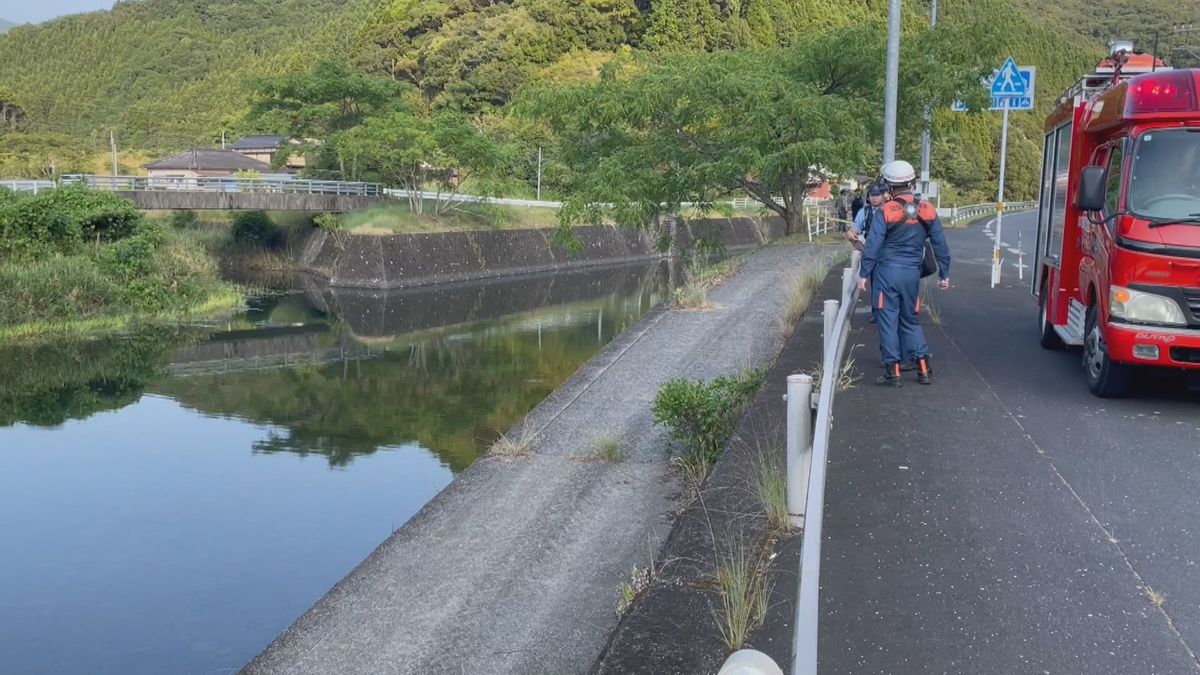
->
[873, 263, 928, 365]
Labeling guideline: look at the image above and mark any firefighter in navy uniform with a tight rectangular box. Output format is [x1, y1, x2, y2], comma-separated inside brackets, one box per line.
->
[856, 160, 951, 386]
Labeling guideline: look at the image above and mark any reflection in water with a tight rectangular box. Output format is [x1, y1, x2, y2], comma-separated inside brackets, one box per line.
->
[0, 261, 669, 675]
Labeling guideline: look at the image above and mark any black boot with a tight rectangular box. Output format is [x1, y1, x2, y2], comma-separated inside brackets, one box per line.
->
[916, 356, 933, 385]
[876, 362, 903, 387]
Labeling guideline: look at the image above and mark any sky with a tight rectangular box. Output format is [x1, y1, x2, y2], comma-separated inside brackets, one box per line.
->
[2, 0, 115, 25]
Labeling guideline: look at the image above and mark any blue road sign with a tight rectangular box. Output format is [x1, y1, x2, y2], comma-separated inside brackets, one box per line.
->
[992, 57, 1027, 96]
[952, 62, 1036, 112]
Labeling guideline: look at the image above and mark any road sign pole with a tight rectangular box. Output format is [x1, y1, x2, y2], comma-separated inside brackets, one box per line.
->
[992, 103, 1009, 288]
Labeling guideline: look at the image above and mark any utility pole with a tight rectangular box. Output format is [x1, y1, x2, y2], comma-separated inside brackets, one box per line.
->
[109, 129, 119, 190]
[536, 147, 543, 201]
[883, 0, 902, 164]
[221, 130, 226, 150]
[919, 0, 937, 194]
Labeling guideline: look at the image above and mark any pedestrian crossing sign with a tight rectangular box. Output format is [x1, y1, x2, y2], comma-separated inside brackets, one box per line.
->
[991, 57, 1028, 97]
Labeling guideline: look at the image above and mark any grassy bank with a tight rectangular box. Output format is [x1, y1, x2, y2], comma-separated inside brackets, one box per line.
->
[336, 201, 561, 234]
[0, 188, 243, 341]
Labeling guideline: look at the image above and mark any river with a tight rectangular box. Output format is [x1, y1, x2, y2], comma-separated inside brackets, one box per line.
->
[0, 262, 671, 675]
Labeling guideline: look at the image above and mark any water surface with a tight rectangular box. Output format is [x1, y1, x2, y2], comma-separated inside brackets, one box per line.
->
[0, 262, 669, 675]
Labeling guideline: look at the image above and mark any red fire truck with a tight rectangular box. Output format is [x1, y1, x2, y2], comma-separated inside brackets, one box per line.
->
[1034, 43, 1200, 397]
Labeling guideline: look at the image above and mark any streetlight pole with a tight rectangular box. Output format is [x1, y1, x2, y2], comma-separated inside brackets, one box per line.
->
[919, 0, 937, 194]
[883, 0, 902, 164]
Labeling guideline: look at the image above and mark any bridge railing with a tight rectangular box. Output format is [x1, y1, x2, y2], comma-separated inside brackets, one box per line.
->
[61, 174, 385, 197]
[1, 179, 56, 194]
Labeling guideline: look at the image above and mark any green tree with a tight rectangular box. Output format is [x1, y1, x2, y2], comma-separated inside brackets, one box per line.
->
[334, 110, 511, 214]
[248, 60, 409, 176]
[530, 25, 990, 238]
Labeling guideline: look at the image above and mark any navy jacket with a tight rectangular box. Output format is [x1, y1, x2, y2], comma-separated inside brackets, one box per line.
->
[859, 192, 951, 281]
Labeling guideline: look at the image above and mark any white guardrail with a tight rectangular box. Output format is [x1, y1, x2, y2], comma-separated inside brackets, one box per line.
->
[61, 174, 385, 196]
[719, 251, 865, 675]
[1, 179, 57, 194]
[942, 201, 1037, 225]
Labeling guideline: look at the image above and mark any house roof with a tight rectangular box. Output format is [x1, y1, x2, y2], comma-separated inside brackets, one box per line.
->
[230, 135, 287, 151]
[143, 149, 273, 172]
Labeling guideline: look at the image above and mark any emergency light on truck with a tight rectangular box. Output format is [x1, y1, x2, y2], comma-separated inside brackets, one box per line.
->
[1126, 71, 1196, 114]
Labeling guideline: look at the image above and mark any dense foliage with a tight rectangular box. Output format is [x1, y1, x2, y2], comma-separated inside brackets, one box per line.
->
[0, 189, 237, 331]
[0, 0, 1195, 202]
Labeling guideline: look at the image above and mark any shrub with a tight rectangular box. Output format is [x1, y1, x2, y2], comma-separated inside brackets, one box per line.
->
[231, 210, 282, 248]
[651, 368, 764, 463]
[41, 186, 141, 242]
[0, 187, 141, 259]
[169, 210, 199, 229]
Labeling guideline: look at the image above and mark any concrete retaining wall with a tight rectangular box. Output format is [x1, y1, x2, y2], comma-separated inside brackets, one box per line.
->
[302, 216, 787, 290]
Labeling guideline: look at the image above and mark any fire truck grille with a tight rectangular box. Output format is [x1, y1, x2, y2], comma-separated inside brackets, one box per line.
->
[1185, 289, 1200, 321]
[1170, 347, 1200, 364]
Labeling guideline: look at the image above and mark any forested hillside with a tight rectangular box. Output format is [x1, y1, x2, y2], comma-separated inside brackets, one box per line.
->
[0, 0, 359, 148]
[0, 0, 1195, 201]
[0, 19, 16, 34]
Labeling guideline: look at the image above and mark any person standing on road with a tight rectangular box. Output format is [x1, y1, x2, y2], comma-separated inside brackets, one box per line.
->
[851, 189, 865, 222]
[857, 160, 951, 387]
[845, 182, 888, 250]
[835, 187, 851, 231]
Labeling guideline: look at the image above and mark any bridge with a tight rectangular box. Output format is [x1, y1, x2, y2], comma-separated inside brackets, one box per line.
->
[60, 174, 392, 212]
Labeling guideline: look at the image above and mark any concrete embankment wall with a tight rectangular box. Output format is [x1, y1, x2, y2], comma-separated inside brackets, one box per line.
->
[299, 216, 787, 289]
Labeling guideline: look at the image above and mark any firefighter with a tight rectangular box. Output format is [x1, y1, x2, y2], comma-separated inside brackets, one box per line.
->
[856, 160, 951, 386]
[845, 181, 889, 248]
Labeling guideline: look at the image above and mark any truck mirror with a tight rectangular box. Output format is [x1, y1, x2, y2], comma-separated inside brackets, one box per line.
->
[1077, 166, 1107, 212]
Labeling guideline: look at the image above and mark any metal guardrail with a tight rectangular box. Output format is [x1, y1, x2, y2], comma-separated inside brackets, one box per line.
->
[944, 201, 1037, 225]
[0, 179, 56, 194]
[61, 174, 385, 197]
[718, 251, 864, 675]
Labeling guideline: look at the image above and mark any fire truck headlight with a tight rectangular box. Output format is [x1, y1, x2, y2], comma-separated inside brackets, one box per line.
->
[1110, 285, 1188, 326]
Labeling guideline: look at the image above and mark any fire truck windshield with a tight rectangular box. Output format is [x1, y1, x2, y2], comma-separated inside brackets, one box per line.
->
[1128, 129, 1200, 222]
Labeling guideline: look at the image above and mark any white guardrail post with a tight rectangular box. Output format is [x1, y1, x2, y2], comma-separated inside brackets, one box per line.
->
[720, 250, 864, 675]
[785, 374, 814, 527]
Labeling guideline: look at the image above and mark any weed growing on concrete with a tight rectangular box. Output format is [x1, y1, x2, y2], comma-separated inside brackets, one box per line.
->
[810, 351, 861, 394]
[490, 425, 537, 459]
[673, 255, 747, 309]
[616, 564, 654, 617]
[713, 535, 773, 652]
[575, 435, 627, 463]
[673, 277, 710, 309]
[1145, 587, 1167, 607]
[753, 446, 791, 532]
[777, 257, 833, 340]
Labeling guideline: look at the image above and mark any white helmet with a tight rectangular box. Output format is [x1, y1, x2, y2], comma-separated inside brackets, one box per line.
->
[881, 160, 917, 187]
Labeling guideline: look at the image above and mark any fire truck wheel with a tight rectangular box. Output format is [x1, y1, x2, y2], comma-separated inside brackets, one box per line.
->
[1039, 289, 1064, 350]
[1083, 303, 1131, 398]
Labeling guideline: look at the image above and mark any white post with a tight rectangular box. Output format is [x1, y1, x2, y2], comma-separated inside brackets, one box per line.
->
[536, 147, 543, 201]
[991, 103, 1009, 288]
[823, 299, 839, 357]
[786, 374, 814, 527]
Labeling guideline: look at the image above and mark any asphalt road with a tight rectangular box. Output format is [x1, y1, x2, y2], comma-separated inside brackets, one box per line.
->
[820, 210, 1200, 674]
